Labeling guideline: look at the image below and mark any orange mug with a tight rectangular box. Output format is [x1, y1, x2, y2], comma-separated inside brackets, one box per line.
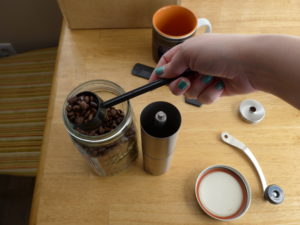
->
[152, 5, 212, 62]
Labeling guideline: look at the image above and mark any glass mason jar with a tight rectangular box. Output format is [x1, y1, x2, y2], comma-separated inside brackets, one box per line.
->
[62, 80, 138, 176]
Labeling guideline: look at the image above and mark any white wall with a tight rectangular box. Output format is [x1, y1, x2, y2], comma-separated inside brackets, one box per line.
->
[0, 0, 62, 53]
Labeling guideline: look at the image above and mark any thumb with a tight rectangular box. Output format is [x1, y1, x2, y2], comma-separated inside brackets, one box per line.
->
[154, 45, 189, 79]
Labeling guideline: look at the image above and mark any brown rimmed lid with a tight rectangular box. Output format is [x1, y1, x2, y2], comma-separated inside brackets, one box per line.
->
[195, 165, 251, 221]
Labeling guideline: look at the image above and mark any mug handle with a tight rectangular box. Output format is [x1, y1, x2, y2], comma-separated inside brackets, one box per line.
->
[197, 18, 212, 33]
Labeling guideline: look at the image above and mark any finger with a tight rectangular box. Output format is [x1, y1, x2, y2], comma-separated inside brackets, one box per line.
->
[149, 45, 181, 82]
[168, 77, 191, 96]
[197, 80, 224, 104]
[185, 75, 214, 99]
[152, 44, 189, 80]
[156, 44, 181, 68]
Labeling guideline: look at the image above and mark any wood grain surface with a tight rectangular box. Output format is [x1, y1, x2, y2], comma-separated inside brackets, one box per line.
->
[30, 1, 300, 224]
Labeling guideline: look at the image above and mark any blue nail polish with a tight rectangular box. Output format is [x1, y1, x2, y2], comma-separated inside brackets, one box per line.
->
[184, 98, 202, 107]
[178, 80, 188, 90]
[202, 75, 213, 84]
[215, 81, 224, 90]
[155, 66, 164, 76]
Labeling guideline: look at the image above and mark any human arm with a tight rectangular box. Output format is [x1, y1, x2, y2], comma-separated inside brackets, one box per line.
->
[149, 34, 300, 109]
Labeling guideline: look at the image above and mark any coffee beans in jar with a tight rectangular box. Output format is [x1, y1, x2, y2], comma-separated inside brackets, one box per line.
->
[66, 93, 99, 127]
[63, 80, 138, 176]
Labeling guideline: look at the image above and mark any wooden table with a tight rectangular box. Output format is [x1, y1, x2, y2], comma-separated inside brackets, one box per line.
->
[30, 1, 300, 224]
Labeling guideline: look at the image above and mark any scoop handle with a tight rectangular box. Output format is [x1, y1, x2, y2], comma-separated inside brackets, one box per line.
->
[102, 70, 194, 108]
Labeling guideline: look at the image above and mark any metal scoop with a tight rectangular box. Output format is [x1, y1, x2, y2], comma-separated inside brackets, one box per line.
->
[221, 132, 284, 204]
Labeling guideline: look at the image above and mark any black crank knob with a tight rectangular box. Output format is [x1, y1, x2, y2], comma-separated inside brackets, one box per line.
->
[264, 184, 284, 204]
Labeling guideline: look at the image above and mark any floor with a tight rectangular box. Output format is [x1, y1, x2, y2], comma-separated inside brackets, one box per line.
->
[0, 175, 35, 225]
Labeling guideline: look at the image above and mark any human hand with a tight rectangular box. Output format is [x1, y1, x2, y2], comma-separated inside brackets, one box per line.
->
[149, 34, 257, 104]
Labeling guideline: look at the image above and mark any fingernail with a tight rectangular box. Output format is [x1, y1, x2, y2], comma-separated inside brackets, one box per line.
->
[215, 81, 224, 90]
[155, 66, 164, 76]
[202, 75, 213, 84]
[178, 80, 189, 90]
[185, 98, 202, 107]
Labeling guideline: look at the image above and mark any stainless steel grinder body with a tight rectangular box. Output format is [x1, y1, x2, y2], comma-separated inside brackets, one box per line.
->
[140, 101, 181, 175]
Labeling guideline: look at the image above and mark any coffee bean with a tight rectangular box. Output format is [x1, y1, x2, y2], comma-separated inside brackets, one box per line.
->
[88, 113, 94, 121]
[89, 130, 96, 136]
[111, 108, 117, 117]
[68, 96, 78, 104]
[75, 117, 84, 125]
[66, 105, 72, 112]
[99, 126, 105, 134]
[118, 109, 124, 116]
[68, 111, 74, 117]
[90, 101, 97, 108]
[73, 105, 80, 111]
[84, 96, 90, 103]
[117, 117, 123, 124]
[79, 101, 89, 111]
[84, 110, 91, 118]
[105, 127, 111, 132]
[76, 127, 88, 135]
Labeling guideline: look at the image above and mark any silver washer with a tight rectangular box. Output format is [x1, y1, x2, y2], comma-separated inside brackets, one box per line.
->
[239, 99, 265, 123]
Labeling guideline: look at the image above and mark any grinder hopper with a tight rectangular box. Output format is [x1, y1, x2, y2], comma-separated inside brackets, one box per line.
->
[140, 101, 181, 175]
